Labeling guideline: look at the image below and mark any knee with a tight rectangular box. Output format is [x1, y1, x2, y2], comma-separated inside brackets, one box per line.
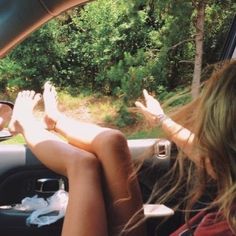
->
[93, 129, 129, 155]
[108, 130, 128, 149]
[66, 150, 100, 177]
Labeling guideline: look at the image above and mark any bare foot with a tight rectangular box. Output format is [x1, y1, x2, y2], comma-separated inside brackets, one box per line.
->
[8, 90, 41, 134]
[43, 82, 61, 130]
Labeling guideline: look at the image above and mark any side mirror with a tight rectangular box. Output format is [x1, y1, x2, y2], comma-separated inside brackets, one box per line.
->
[0, 101, 14, 142]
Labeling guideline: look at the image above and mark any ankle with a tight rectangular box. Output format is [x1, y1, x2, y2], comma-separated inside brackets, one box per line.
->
[52, 113, 64, 131]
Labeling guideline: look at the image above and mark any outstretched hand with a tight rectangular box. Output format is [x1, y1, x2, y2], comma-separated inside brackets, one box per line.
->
[135, 89, 164, 121]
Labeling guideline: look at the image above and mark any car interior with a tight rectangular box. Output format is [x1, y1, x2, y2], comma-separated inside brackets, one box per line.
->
[0, 1, 235, 235]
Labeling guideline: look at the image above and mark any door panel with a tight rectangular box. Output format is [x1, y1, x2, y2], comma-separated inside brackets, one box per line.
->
[0, 144, 66, 235]
[0, 140, 173, 235]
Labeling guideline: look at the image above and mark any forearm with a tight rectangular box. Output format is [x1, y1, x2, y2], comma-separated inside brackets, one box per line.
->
[159, 116, 195, 159]
[135, 89, 199, 163]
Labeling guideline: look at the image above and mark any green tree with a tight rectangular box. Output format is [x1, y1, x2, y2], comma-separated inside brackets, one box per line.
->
[5, 19, 68, 91]
[0, 0, 234, 101]
[65, 0, 150, 94]
[191, 0, 235, 98]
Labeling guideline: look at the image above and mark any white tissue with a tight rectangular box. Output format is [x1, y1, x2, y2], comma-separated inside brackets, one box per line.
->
[20, 190, 68, 227]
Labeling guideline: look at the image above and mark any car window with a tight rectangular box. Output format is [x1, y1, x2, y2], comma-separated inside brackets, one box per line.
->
[233, 48, 236, 58]
[220, 15, 236, 60]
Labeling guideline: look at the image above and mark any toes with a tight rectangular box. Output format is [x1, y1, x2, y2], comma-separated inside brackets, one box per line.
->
[20, 91, 27, 98]
[44, 81, 56, 94]
[19, 90, 32, 99]
[29, 90, 36, 99]
[44, 81, 52, 92]
[15, 90, 41, 105]
[43, 81, 57, 101]
[51, 86, 57, 99]
[17, 91, 23, 99]
[25, 90, 31, 98]
[34, 93, 42, 103]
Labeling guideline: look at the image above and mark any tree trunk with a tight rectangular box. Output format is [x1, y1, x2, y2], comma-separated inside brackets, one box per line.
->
[191, 1, 205, 98]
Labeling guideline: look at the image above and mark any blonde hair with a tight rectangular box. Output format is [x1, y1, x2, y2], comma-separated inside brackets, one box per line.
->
[122, 60, 236, 235]
[149, 60, 236, 233]
[193, 60, 236, 231]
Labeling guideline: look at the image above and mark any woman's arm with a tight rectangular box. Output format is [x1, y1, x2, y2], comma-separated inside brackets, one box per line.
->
[135, 90, 196, 161]
[159, 116, 195, 158]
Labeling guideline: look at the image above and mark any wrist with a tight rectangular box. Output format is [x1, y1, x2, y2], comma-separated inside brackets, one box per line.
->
[46, 113, 62, 131]
[155, 113, 170, 125]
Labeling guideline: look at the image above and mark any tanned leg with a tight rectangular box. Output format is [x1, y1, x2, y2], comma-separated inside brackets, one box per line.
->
[8, 90, 108, 236]
[43, 82, 146, 235]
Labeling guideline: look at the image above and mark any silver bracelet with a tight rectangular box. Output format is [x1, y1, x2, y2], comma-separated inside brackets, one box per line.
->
[156, 114, 170, 125]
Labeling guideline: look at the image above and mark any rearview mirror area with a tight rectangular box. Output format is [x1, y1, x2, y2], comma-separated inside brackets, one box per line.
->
[0, 101, 14, 141]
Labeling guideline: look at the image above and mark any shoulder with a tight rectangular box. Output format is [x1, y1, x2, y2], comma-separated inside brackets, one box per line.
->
[171, 210, 235, 236]
[195, 211, 234, 236]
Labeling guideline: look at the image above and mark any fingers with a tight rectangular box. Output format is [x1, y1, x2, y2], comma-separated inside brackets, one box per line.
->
[135, 101, 146, 111]
[143, 89, 150, 101]
[135, 89, 152, 111]
[143, 89, 157, 105]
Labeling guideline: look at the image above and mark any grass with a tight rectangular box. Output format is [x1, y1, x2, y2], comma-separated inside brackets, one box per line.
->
[57, 91, 121, 124]
[1, 89, 189, 144]
[127, 126, 164, 139]
[2, 134, 25, 144]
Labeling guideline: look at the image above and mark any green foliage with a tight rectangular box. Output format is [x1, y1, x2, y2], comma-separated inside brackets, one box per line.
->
[0, 57, 22, 95]
[115, 105, 137, 128]
[0, 0, 234, 102]
[4, 19, 69, 91]
[65, 0, 150, 94]
[203, 1, 235, 64]
[103, 114, 113, 124]
[149, 0, 194, 90]
[127, 127, 164, 139]
[107, 50, 156, 104]
[2, 135, 25, 144]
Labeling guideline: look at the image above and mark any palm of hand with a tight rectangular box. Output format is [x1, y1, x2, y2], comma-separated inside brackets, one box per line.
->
[145, 96, 163, 117]
[135, 90, 164, 118]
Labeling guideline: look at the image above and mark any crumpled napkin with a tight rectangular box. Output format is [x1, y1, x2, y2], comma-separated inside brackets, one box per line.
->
[17, 190, 68, 227]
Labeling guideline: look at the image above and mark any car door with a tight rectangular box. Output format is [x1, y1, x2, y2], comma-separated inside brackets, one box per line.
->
[0, 137, 174, 236]
[0, 143, 67, 236]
